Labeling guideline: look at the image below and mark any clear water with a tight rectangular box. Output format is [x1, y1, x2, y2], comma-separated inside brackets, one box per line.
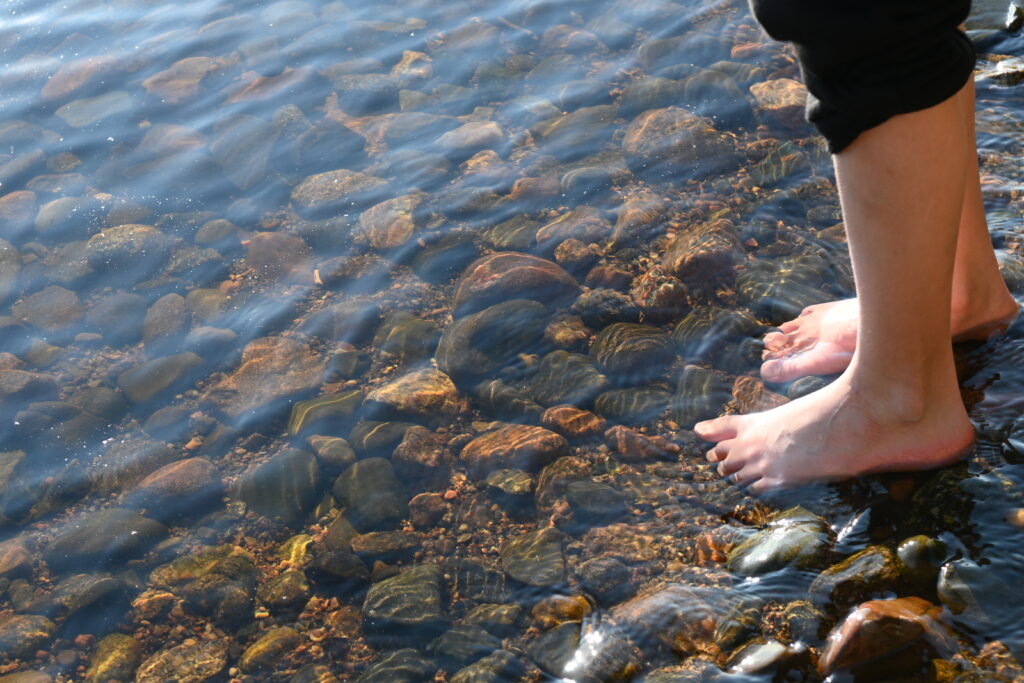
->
[1, 0, 1024, 680]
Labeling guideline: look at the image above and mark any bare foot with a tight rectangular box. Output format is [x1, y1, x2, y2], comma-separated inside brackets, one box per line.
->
[694, 372, 975, 493]
[760, 295, 1019, 383]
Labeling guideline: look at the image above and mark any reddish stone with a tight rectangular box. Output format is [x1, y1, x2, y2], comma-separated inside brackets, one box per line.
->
[750, 78, 808, 131]
[0, 540, 32, 579]
[818, 597, 958, 676]
[585, 264, 633, 291]
[0, 191, 36, 230]
[142, 55, 240, 104]
[536, 206, 612, 250]
[245, 231, 313, 282]
[732, 376, 789, 413]
[41, 55, 119, 102]
[610, 192, 667, 247]
[622, 106, 740, 178]
[125, 457, 222, 513]
[392, 426, 450, 483]
[460, 424, 569, 478]
[554, 238, 598, 272]
[604, 425, 680, 463]
[662, 219, 744, 286]
[408, 492, 447, 529]
[541, 405, 606, 439]
[225, 66, 320, 104]
[452, 252, 579, 317]
[629, 265, 689, 322]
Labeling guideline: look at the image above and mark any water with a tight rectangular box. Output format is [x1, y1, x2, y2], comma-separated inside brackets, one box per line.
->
[1, 0, 1024, 680]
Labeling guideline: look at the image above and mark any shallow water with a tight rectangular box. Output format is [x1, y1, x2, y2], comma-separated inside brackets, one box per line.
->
[2, 0, 1024, 680]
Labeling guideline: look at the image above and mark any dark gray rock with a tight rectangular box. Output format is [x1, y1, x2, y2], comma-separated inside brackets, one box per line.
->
[45, 508, 168, 570]
[116, 352, 203, 404]
[728, 507, 834, 576]
[528, 351, 609, 407]
[362, 564, 448, 640]
[234, 448, 322, 526]
[332, 458, 408, 532]
[500, 527, 565, 586]
[355, 649, 436, 683]
[436, 299, 548, 383]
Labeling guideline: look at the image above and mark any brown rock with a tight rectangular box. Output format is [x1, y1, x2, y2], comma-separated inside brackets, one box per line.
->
[0, 539, 32, 579]
[453, 252, 579, 317]
[750, 78, 807, 130]
[540, 24, 602, 53]
[365, 367, 462, 420]
[818, 597, 958, 676]
[629, 264, 689, 322]
[554, 238, 598, 273]
[41, 55, 120, 102]
[541, 405, 606, 439]
[0, 370, 58, 407]
[610, 191, 668, 247]
[203, 336, 324, 423]
[392, 426, 448, 477]
[434, 121, 505, 159]
[12, 285, 84, 332]
[142, 55, 240, 104]
[612, 583, 733, 658]
[0, 191, 36, 231]
[536, 206, 612, 250]
[460, 424, 569, 478]
[408, 492, 447, 529]
[622, 106, 740, 179]
[544, 315, 589, 350]
[604, 425, 680, 463]
[585, 264, 632, 290]
[225, 66, 320, 104]
[290, 169, 389, 218]
[124, 457, 223, 515]
[508, 177, 560, 206]
[245, 231, 313, 281]
[732, 376, 789, 413]
[662, 219, 744, 286]
[355, 193, 425, 250]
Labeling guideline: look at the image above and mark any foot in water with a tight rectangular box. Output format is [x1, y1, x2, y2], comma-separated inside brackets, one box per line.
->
[760, 295, 1019, 383]
[695, 369, 975, 493]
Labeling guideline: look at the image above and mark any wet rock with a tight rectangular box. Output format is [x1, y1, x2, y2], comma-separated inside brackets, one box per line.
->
[622, 107, 741, 179]
[663, 219, 744, 288]
[571, 289, 641, 328]
[355, 649, 436, 683]
[501, 527, 566, 586]
[355, 194, 425, 250]
[347, 421, 415, 458]
[285, 118, 366, 176]
[34, 196, 105, 241]
[461, 424, 569, 478]
[541, 405, 606, 439]
[897, 535, 947, 593]
[672, 364, 733, 427]
[123, 457, 223, 521]
[434, 121, 506, 162]
[554, 238, 600, 275]
[365, 367, 462, 422]
[85, 224, 169, 277]
[208, 115, 279, 191]
[234, 447, 321, 526]
[0, 540, 31, 579]
[0, 369, 58, 408]
[257, 571, 310, 613]
[351, 531, 421, 564]
[85, 292, 147, 345]
[483, 216, 539, 251]
[84, 633, 141, 683]
[332, 458, 408, 532]
[307, 550, 370, 591]
[809, 546, 902, 609]
[594, 387, 672, 424]
[0, 614, 55, 659]
[527, 622, 579, 677]
[203, 336, 324, 425]
[324, 350, 371, 382]
[392, 426, 448, 483]
[142, 55, 239, 103]
[377, 148, 452, 192]
[117, 352, 203, 404]
[45, 507, 167, 571]
[300, 298, 382, 344]
[728, 507, 834, 576]
[736, 256, 834, 323]
[363, 564, 448, 639]
[410, 232, 481, 284]
[374, 313, 440, 366]
[566, 480, 628, 527]
[287, 390, 363, 438]
[240, 626, 301, 673]
[245, 231, 313, 281]
[750, 78, 807, 131]
[0, 240, 19, 305]
[576, 557, 636, 605]
[725, 639, 808, 677]
[485, 469, 535, 512]
[732, 376, 788, 413]
[430, 625, 502, 669]
[135, 638, 229, 683]
[307, 436, 357, 477]
[534, 105, 618, 162]
[143, 292, 187, 352]
[452, 252, 579, 317]
[544, 315, 590, 350]
[436, 299, 548, 383]
[604, 425, 681, 463]
[818, 597, 957, 677]
[291, 169, 389, 218]
[528, 351, 610, 407]
[463, 604, 522, 638]
[0, 192, 36, 240]
[12, 285, 84, 335]
[619, 77, 683, 118]
[591, 323, 674, 383]
[408, 492, 447, 529]
[450, 649, 524, 683]
[536, 206, 612, 252]
[681, 68, 755, 131]
[673, 306, 763, 362]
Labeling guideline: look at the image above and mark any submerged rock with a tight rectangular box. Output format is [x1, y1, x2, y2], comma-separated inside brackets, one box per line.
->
[500, 527, 566, 586]
[365, 367, 462, 422]
[622, 107, 741, 179]
[728, 507, 834, 576]
[234, 448, 321, 526]
[135, 638, 229, 683]
[452, 252, 579, 317]
[363, 564, 448, 639]
[435, 300, 548, 383]
[460, 424, 569, 478]
[590, 323, 674, 383]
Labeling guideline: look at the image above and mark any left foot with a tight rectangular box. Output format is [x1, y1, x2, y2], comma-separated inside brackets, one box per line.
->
[694, 369, 975, 493]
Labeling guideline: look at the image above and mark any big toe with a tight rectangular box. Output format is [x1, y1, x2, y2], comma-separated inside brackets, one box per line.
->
[761, 345, 853, 382]
[694, 416, 740, 441]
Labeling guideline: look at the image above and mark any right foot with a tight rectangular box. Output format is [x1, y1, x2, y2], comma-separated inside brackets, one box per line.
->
[760, 293, 1019, 383]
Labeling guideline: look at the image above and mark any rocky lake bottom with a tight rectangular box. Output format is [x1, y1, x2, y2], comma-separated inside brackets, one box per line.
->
[2, 0, 1024, 680]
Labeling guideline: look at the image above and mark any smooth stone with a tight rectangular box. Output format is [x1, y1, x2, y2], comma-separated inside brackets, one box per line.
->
[445, 558, 509, 604]
[142, 293, 186, 352]
[0, 369, 58, 408]
[348, 421, 417, 458]
[535, 205, 611, 251]
[528, 351, 609, 407]
[500, 527, 566, 586]
[11, 285, 84, 334]
[576, 557, 636, 605]
[565, 480, 627, 526]
[435, 299, 548, 383]
[590, 322, 674, 382]
[809, 546, 902, 609]
[392, 426, 449, 483]
[450, 649, 524, 683]
[463, 605, 522, 638]
[85, 224, 169, 276]
[332, 458, 408, 532]
[45, 508, 168, 570]
[0, 540, 32, 579]
[526, 621, 579, 677]
[240, 627, 301, 673]
[289, 118, 367, 175]
[299, 298, 381, 344]
[123, 457, 223, 521]
[0, 615, 55, 659]
[25, 573, 125, 626]
[209, 115, 279, 191]
[897, 535, 947, 593]
[364, 367, 462, 422]
[672, 364, 733, 428]
[34, 196, 104, 241]
[307, 435, 357, 477]
[619, 77, 683, 118]
[937, 558, 1016, 631]
[290, 169, 389, 218]
[430, 625, 502, 668]
[460, 424, 569, 478]
[244, 231, 313, 282]
[287, 390, 363, 438]
[363, 564, 448, 638]
[540, 405, 606, 439]
[307, 550, 370, 591]
[728, 507, 834, 576]
[533, 105, 618, 162]
[373, 313, 440, 366]
[682, 68, 756, 131]
[117, 352, 202, 404]
[482, 216, 539, 251]
[0, 239, 19, 305]
[84, 292, 147, 345]
[662, 219, 744, 287]
[234, 448, 321, 526]
[355, 649, 436, 683]
[473, 379, 544, 422]
[135, 638, 229, 683]
[673, 306, 763, 362]
[604, 425, 681, 463]
[355, 194, 425, 250]
[452, 252, 579, 318]
[83, 633, 141, 683]
[255, 571, 310, 611]
[410, 232, 481, 284]
[622, 106, 740, 179]
[324, 350, 371, 382]
[351, 531, 421, 563]
[594, 387, 672, 424]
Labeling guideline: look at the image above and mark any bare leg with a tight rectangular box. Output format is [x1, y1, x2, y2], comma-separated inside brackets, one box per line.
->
[695, 92, 975, 492]
[760, 79, 1018, 383]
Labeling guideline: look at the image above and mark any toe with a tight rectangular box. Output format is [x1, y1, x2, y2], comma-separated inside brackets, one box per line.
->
[761, 345, 852, 382]
[694, 416, 740, 441]
[706, 439, 734, 463]
[778, 319, 802, 333]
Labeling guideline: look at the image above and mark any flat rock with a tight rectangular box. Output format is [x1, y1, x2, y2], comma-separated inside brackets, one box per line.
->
[452, 252, 579, 318]
[291, 169, 389, 218]
[45, 508, 168, 570]
[12, 285, 84, 333]
[123, 457, 223, 521]
[460, 424, 569, 478]
[117, 353, 203, 404]
[622, 106, 740, 179]
[234, 448, 321, 526]
[363, 564, 448, 637]
[365, 367, 462, 421]
[135, 637, 229, 683]
[500, 527, 566, 586]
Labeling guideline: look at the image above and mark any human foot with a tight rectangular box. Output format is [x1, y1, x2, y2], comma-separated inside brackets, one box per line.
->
[760, 294, 1019, 383]
[694, 371, 975, 493]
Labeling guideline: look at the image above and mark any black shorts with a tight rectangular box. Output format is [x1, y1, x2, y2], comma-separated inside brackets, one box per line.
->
[749, 0, 975, 153]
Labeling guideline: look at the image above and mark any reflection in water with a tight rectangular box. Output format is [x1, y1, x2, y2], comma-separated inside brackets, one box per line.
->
[0, 0, 1024, 679]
